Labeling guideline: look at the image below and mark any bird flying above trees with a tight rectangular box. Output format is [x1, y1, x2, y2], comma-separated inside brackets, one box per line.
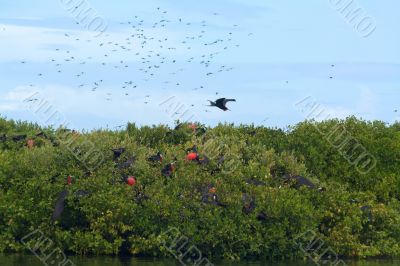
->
[207, 98, 236, 111]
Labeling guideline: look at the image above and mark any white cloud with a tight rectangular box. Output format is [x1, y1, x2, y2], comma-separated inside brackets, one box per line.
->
[0, 84, 220, 128]
[357, 86, 378, 115]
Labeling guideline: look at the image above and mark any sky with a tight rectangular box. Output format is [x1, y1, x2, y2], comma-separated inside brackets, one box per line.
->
[0, 0, 399, 130]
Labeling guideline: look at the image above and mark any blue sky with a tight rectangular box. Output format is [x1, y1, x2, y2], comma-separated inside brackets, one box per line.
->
[0, 0, 399, 130]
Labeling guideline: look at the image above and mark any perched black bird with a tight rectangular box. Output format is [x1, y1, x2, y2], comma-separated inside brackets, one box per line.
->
[186, 145, 198, 153]
[210, 167, 221, 176]
[282, 174, 317, 189]
[111, 148, 126, 159]
[195, 126, 207, 136]
[201, 186, 227, 207]
[11, 134, 27, 142]
[84, 171, 92, 177]
[203, 194, 226, 207]
[49, 173, 61, 184]
[257, 211, 268, 222]
[161, 163, 175, 177]
[134, 185, 149, 204]
[174, 123, 183, 130]
[292, 175, 316, 189]
[196, 154, 210, 165]
[148, 152, 163, 163]
[118, 156, 136, 169]
[35, 131, 48, 138]
[49, 138, 60, 147]
[207, 98, 236, 111]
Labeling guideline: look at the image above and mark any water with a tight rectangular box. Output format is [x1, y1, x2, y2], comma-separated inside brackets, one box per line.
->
[0, 254, 398, 266]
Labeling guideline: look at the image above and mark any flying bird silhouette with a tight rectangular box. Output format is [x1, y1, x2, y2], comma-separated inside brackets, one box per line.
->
[207, 98, 236, 111]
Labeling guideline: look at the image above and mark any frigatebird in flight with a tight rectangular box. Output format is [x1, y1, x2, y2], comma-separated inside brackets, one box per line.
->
[207, 98, 236, 111]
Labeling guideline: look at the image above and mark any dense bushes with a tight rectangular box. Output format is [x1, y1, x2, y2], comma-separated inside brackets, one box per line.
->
[0, 116, 400, 260]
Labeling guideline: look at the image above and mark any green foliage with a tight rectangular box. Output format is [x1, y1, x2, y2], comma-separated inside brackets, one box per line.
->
[0, 117, 400, 260]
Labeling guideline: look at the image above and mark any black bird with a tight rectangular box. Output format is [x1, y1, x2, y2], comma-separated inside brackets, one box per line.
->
[292, 175, 317, 189]
[203, 194, 226, 207]
[282, 174, 317, 189]
[111, 148, 126, 159]
[201, 185, 226, 207]
[134, 185, 149, 204]
[174, 124, 183, 130]
[35, 131, 48, 139]
[210, 166, 221, 176]
[49, 173, 61, 184]
[195, 126, 207, 136]
[11, 134, 27, 142]
[161, 162, 175, 177]
[186, 145, 198, 153]
[257, 211, 268, 222]
[118, 156, 136, 169]
[148, 152, 163, 163]
[0, 134, 6, 142]
[207, 98, 236, 111]
[196, 154, 210, 165]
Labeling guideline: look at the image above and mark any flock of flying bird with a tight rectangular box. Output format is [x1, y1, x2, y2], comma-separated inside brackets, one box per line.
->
[20, 7, 244, 113]
[9, 4, 400, 120]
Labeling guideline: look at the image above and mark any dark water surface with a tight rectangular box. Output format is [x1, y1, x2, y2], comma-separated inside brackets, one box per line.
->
[1, 254, 399, 266]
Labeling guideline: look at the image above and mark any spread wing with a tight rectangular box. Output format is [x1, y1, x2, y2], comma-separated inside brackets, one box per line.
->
[223, 98, 236, 105]
[215, 98, 236, 108]
[215, 98, 226, 106]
